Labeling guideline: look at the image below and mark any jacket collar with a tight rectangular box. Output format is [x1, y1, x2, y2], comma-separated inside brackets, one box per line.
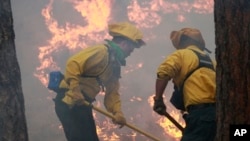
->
[105, 39, 126, 66]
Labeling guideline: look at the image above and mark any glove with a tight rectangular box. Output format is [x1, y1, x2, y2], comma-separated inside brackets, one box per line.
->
[112, 112, 126, 128]
[153, 96, 166, 115]
[62, 86, 85, 108]
[72, 86, 85, 105]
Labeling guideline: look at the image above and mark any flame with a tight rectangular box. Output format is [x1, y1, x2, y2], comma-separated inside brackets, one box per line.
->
[35, 0, 112, 86]
[157, 111, 184, 140]
[127, 0, 213, 25]
[148, 95, 185, 140]
[127, 0, 162, 28]
[35, 0, 213, 140]
[35, 0, 214, 86]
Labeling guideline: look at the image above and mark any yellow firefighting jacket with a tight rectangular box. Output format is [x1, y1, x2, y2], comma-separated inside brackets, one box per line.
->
[157, 45, 216, 109]
[59, 44, 123, 114]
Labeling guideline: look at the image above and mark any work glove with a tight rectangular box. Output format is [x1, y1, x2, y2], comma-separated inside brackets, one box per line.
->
[72, 86, 85, 105]
[62, 86, 85, 108]
[153, 97, 166, 115]
[112, 112, 126, 128]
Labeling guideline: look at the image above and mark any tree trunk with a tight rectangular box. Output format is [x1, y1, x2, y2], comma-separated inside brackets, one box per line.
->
[0, 0, 29, 141]
[214, 0, 250, 140]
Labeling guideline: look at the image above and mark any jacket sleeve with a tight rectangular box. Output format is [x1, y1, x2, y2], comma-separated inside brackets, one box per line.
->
[157, 51, 182, 80]
[62, 46, 107, 106]
[104, 79, 122, 114]
[64, 46, 106, 90]
[64, 59, 82, 90]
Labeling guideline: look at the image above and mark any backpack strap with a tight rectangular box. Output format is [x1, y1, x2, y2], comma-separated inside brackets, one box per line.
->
[182, 49, 215, 83]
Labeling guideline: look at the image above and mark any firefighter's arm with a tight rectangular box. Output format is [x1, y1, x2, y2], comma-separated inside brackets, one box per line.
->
[154, 77, 170, 100]
[62, 86, 85, 107]
[62, 47, 106, 107]
[153, 76, 171, 115]
[155, 56, 173, 97]
[63, 46, 105, 89]
[61, 51, 91, 107]
[155, 50, 182, 98]
[104, 80, 126, 127]
[153, 52, 181, 115]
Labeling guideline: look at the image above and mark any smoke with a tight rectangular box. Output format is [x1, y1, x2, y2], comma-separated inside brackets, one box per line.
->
[11, 0, 215, 141]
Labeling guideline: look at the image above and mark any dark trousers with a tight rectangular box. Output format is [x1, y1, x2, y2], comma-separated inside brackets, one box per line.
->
[181, 104, 216, 141]
[54, 91, 99, 141]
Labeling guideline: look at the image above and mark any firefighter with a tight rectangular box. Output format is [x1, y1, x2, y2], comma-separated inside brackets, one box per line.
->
[54, 22, 145, 141]
[153, 28, 216, 141]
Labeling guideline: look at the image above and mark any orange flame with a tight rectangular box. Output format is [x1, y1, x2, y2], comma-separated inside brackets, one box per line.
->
[148, 95, 185, 140]
[35, 0, 112, 86]
[127, 0, 213, 25]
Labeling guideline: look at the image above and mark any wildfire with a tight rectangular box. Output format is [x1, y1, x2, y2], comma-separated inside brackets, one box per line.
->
[35, 0, 213, 140]
[127, 0, 213, 26]
[35, 0, 112, 85]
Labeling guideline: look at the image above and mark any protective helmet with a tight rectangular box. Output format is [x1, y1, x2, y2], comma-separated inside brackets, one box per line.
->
[108, 22, 146, 47]
[170, 28, 206, 50]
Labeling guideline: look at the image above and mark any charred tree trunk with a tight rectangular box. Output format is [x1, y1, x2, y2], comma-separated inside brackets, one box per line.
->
[0, 0, 29, 141]
[214, 0, 250, 140]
